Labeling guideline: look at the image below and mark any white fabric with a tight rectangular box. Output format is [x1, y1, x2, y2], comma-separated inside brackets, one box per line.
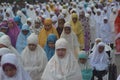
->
[31, 18, 43, 35]
[94, 11, 103, 38]
[0, 35, 22, 64]
[88, 11, 97, 43]
[117, 75, 120, 80]
[4, 8, 14, 20]
[41, 38, 82, 80]
[21, 33, 48, 80]
[99, 18, 112, 44]
[89, 42, 109, 71]
[60, 22, 80, 58]
[27, 5, 36, 21]
[0, 54, 32, 80]
[0, 48, 12, 56]
[16, 10, 27, 24]
[109, 8, 117, 43]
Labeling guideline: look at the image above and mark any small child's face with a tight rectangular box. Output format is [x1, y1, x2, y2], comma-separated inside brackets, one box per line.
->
[4, 65, 17, 77]
[0, 28, 8, 34]
[98, 46, 104, 53]
[28, 44, 37, 51]
[35, 22, 40, 28]
[56, 48, 66, 58]
[79, 58, 87, 64]
[22, 30, 29, 35]
[64, 27, 71, 34]
[27, 21, 31, 26]
[48, 42, 55, 48]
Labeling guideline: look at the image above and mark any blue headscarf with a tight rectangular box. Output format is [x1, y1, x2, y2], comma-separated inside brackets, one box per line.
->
[16, 24, 31, 54]
[44, 34, 57, 61]
[14, 16, 23, 29]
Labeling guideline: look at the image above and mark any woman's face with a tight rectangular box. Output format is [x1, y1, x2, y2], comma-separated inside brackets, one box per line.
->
[3, 65, 17, 77]
[44, 24, 52, 31]
[8, 22, 14, 28]
[64, 27, 71, 34]
[56, 48, 66, 58]
[22, 30, 29, 35]
[79, 58, 87, 64]
[0, 28, 8, 33]
[58, 19, 65, 28]
[104, 19, 108, 23]
[48, 42, 55, 48]
[27, 21, 31, 26]
[35, 22, 40, 28]
[98, 46, 104, 53]
[72, 17, 77, 23]
[6, 12, 10, 17]
[28, 44, 37, 51]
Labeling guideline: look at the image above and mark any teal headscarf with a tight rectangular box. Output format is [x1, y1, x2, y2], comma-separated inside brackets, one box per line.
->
[78, 51, 93, 80]
[78, 51, 88, 59]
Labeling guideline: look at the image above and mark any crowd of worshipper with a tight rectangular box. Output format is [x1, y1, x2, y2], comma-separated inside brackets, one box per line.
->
[0, 0, 120, 80]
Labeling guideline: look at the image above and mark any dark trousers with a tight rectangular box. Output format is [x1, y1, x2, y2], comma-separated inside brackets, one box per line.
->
[91, 69, 107, 80]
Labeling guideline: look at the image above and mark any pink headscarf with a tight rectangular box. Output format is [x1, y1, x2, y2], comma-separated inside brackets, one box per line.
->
[7, 18, 20, 48]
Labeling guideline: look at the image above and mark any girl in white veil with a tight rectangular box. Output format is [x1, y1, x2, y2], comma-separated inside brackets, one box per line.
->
[0, 54, 32, 80]
[41, 38, 82, 80]
[21, 33, 48, 80]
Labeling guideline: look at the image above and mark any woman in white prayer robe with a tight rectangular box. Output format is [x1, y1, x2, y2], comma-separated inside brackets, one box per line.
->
[99, 16, 112, 44]
[109, 7, 118, 43]
[89, 42, 109, 80]
[27, 5, 36, 21]
[60, 22, 80, 58]
[0, 35, 22, 64]
[41, 38, 82, 80]
[21, 33, 48, 80]
[4, 8, 14, 20]
[0, 48, 12, 66]
[87, 7, 96, 45]
[94, 9, 103, 38]
[16, 10, 27, 24]
[0, 54, 32, 80]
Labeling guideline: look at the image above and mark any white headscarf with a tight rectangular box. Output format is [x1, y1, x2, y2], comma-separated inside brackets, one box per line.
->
[0, 54, 32, 80]
[0, 35, 21, 63]
[89, 42, 109, 71]
[100, 16, 112, 44]
[16, 10, 27, 24]
[41, 38, 82, 80]
[4, 8, 15, 20]
[27, 5, 36, 21]
[60, 22, 80, 58]
[21, 33, 48, 80]
[0, 48, 11, 56]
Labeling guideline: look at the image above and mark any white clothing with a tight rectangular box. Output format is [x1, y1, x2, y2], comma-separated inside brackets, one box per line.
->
[0, 54, 32, 80]
[21, 33, 48, 80]
[89, 42, 109, 71]
[41, 38, 82, 80]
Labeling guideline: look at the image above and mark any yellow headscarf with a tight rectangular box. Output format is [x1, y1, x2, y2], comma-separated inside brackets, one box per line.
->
[44, 18, 52, 26]
[49, 3, 55, 12]
[38, 18, 59, 48]
[70, 13, 84, 50]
